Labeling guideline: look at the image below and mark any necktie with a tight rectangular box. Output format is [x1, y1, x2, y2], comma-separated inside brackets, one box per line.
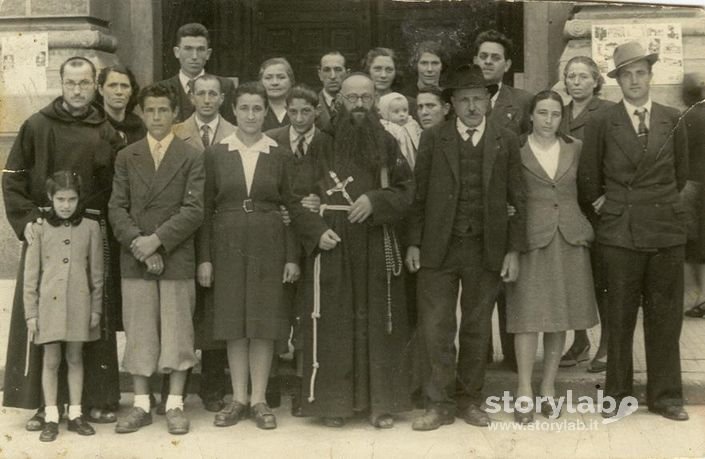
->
[296, 135, 306, 158]
[201, 125, 211, 147]
[187, 79, 196, 95]
[154, 142, 163, 169]
[634, 108, 648, 147]
[466, 128, 477, 146]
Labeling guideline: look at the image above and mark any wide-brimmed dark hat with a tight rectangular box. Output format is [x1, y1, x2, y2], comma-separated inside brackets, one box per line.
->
[607, 41, 659, 78]
[441, 64, 494, 99]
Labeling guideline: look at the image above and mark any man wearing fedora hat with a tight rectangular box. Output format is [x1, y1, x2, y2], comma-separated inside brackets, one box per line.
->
[580, 41, 689, 421]
[407, 64, 527, 430]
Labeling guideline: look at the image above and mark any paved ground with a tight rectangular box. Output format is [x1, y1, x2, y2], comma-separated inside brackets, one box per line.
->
[0, 279, 704, 457]
[0, 395, 703, 458]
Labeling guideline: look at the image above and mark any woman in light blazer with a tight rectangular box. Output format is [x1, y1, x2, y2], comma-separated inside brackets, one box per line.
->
[506, 90, 598, 424]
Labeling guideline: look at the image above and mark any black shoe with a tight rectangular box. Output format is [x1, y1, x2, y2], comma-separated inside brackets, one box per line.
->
[26, 411, 45, 432]
[291, 393, 304, 417]
[649, 405, 689, 421]
[412, 408, 455, 431]
[202, 398, 225, 413]
[461, 404, 491, 427]
[67, 416, 95, 436]
[214, 401, 249, 427]
[684, 302, 705, 318]
[39, 422, 59, 442]
[322, 417, 345, 428]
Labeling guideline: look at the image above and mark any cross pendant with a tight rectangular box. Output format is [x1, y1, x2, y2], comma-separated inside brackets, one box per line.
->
[325, 171, 355, 205]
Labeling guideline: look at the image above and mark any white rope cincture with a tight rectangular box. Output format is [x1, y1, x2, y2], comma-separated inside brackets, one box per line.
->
[308, 203, 350, 403]
[24, 331, 33, 377]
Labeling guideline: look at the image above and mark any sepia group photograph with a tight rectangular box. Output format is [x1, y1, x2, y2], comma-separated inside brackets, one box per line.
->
[0, 0, 704, 457]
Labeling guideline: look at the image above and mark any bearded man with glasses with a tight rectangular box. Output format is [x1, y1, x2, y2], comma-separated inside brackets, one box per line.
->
[289, 73, 414, 428]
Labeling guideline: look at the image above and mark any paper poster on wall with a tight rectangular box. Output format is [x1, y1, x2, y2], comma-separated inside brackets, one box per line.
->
[1, 32, 49, 94]
[591, 23, 683, 86]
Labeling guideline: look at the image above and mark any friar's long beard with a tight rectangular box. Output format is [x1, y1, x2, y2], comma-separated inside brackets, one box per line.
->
[332, 107, 388, 174]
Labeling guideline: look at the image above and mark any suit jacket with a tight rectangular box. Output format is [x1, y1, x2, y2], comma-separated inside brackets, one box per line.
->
[561, 97, 614, 141]
[520, 137, 593, 251]
[408, 117, 528, 271]
[579, 101, 689, 250]
[489, 84, 533, 136]
[684, 102, 705, 181]
[173, 114, 237, 152]
[265, 125, 334, 196]
[154, 75, 237, 125]
[109, 136, 205, 279]
[315, 91, 335, 134]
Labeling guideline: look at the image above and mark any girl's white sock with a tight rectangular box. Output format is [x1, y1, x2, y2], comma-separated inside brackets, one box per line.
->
[44, 406, 59, 423]
[134, 394, 151, 413]
[165, 395, 184, 412]
[68, 405, 82, 421]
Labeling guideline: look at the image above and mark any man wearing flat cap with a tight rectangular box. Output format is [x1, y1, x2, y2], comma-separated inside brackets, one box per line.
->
[407, 64, 527, 430]
[580, 41, 689, 421]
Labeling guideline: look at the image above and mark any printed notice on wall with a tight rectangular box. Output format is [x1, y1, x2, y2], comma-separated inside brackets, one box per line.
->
[1, 32, 49, 94]
[592, 23, 683, 86]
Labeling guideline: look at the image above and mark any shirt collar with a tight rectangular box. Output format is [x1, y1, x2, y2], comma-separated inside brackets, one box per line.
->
[289, 125, 316, 147]
[321, 90, 335, 108]
[491, 82, 503, 105]
[195, 115, 220, 133]
[623, 98, 652, 117]
[147, 132, 175, 154]
[222, 130, 278, 154]
[456, 116, 486, 140]
[179, 70, 205, 93]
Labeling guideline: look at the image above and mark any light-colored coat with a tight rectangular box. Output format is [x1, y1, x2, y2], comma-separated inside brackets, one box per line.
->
[23, 218, 103, 344]
[520, 137, 594, 251]
[173, 114, 237, 152]
[109, 136, 205, 279]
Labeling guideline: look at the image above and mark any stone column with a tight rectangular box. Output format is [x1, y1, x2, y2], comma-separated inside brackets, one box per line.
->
[557, 4, 705, 110]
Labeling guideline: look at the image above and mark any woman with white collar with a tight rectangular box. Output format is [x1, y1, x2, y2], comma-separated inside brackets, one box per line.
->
[197, 82, 300, 430]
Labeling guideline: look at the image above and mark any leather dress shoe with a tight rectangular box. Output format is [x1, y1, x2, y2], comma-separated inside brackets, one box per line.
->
[39, 422, 59, 442]
[649, 405, 689, 421]
[461, 404, 491, 427]
[166, 408, 190, 435]
[322, 417, 345, 427]
[202, 398, 225, 413]
[214, 401, 248, 427]
[115, 407, 152, 433]
[539, 398, 561, 419]
[26, 411, 45, 432]
[68, 416, 95, 436]
[412, 408, 455, 431]
[587, 357, 607, 373]
[251, 403, 277, 430]
[560, 344, 591, 368]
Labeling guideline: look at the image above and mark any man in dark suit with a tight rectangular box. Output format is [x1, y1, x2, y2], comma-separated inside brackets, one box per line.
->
[110, 84, 205, 435]
[154, 23, 236, 125]
[315, 51, 349, 133]
[407, 64, 527, 431]
[580, 41, 689, 421]
[473, 29, 533, 136]
[472, 29, 533, 369]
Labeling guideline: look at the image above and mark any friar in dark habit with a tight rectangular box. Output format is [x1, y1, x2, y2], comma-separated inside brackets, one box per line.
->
[290, 73, 414, 428]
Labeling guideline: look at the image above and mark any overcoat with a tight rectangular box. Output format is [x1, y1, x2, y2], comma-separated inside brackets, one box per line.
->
[407, 117, 528, 271]
[24, 218, 104, 344]
[2, 98, 122, 409]
[560, 97, 614, 141]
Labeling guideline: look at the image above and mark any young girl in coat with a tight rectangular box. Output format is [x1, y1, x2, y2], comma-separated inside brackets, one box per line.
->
[23, 171, 104, 442]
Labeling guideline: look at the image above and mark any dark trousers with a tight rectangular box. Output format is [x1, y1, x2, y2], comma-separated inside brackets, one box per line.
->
[417, 236, 500, 412]
[601, 244, 684, 409]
